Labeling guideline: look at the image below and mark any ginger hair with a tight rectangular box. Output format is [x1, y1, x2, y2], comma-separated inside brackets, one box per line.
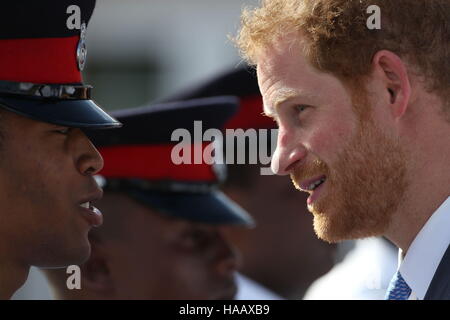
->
[236, 0, 450, 120]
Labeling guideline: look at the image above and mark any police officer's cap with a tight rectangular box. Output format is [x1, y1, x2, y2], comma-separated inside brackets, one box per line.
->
[0, 0, 120, 129]
[162, 66, 275, 130]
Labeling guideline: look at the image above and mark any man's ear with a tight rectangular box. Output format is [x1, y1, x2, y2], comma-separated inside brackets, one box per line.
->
[80, 238, 114, 296]
[372, 50, 412, 119]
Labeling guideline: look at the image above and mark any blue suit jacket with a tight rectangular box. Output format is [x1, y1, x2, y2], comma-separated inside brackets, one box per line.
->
[424, 244, 450, 299]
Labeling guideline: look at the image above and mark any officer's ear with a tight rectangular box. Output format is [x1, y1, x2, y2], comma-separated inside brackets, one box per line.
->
[80, 237, 115, 296]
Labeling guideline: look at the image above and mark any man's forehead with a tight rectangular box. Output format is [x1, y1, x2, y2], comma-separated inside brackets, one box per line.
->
[256, 50, 287, 84]
[256, 44, 345, 117]
[255, 41, 309, 96]
[255, 34, 308, 69]
[257, 57, 316, 114]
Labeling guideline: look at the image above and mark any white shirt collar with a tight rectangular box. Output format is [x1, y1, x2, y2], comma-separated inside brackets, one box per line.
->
[398, 197, 450, 300]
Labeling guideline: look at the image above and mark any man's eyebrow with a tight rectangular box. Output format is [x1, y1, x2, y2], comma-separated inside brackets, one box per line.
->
[263, 89, 314, 118]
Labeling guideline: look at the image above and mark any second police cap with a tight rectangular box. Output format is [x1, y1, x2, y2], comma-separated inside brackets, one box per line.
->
[162, 66, 276, 130]
[0, 0, 121, 129]
[89, 96, 255, 226]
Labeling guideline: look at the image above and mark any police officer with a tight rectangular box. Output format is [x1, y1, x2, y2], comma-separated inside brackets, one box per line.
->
[44, 96, 254, 299]
[0, 0, 120, 299]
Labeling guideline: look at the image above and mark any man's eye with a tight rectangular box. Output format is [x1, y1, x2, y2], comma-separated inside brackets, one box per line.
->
[187, 230, 208, 244]
[295, 105, 308, 113]
[54, 127, 71, 135]
[179, 228, 212, 250]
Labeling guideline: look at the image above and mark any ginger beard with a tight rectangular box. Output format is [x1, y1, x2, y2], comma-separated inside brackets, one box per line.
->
[291, 109, 408, 243]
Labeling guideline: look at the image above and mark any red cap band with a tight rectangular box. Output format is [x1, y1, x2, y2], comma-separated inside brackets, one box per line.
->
[99, 144, 217, 182]
[0, 36, 82, 84]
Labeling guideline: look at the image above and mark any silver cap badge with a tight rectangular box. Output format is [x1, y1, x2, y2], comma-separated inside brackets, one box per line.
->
[76, 23, 87, 71]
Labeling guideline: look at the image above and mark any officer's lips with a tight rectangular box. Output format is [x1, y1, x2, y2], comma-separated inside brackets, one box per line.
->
[78, 191, 103, 227]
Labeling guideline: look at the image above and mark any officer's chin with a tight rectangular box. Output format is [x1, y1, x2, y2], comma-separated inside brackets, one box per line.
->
[33, 242, 91, 269]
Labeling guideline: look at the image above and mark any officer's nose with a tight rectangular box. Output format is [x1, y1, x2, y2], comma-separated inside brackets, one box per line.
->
[271, 125, 306, 175]
[214, 230, 241, 277]
[72, 129, 104, 176]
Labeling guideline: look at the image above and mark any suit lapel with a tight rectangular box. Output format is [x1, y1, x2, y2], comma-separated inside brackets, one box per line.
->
[424, 244, 450, 300]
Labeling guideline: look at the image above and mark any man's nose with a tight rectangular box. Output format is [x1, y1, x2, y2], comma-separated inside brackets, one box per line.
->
[72, 129, 104, 176]
[271, 126, 306, 175]
[214, 233, 241, 277]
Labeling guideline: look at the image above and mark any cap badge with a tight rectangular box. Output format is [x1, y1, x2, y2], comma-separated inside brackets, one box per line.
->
[76, 22, 87, 71]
